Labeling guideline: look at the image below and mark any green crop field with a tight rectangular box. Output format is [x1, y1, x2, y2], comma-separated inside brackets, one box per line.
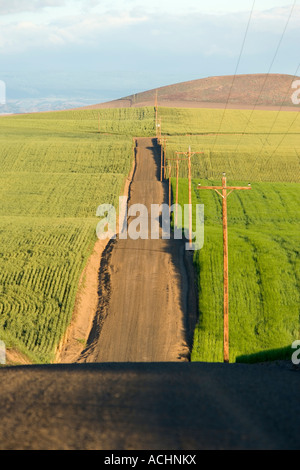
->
[0, 107, 155, 363]
[164, 106, 300, 363]
[161, 107, 300, 182]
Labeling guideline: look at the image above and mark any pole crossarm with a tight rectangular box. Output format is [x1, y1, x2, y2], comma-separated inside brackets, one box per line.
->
[198, 185, 251, 198]
[167, 157, 193, 162]
[198, 186, 251, 191]
[175, 152, 204, 157]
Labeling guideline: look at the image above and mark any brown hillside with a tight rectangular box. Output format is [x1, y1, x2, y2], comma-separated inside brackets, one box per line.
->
[82, 74, 300, 111]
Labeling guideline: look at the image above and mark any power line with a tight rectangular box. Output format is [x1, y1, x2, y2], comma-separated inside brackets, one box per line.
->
[211, 0, 256, 154]
[263, 106, 300, 166]
[254, 63, 300, 166]
[233, 0, 297, 156]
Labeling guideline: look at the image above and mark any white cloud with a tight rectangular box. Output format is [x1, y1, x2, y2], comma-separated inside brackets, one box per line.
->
[0, 10, 148, 52]
[1, 3, 299, 107]
[0, 4, 298, 58]
[252, 4, 300, 27]
[0, 0, 67, 15]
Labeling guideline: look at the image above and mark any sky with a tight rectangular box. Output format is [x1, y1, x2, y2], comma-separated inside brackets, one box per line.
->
[0, 0, 299, 111]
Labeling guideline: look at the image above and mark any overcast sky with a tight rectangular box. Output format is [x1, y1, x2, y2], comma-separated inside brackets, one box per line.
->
[0, 0, 299, 109]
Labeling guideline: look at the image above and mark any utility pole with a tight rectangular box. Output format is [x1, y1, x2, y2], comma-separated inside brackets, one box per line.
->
[197, 173, 251, 363]
[157, 118, 161, 142]
[168, 165, 172, 211]
[176, 157, 179, 226]
[188, 146, 192, 250]
[160, 142, 163, 182]
[160, 137, 167, 182]
[174, 148, 204, 248]
[98, 112, 101, 133]
[163, 137, 166, 178]
[155, 90, 160, 141]
[167, 154, 182, 228]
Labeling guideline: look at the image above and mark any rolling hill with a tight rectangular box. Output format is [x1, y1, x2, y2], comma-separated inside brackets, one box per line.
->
[82, 73, 300, 111]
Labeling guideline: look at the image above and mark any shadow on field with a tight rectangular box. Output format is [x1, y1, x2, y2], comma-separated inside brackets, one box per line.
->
[236, 345, 297, 364]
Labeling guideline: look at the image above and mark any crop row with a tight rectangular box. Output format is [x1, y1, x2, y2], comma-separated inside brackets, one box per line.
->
[0, 217, 96, 362]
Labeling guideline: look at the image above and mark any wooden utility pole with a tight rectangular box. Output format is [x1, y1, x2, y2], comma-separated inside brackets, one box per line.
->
[160, 137, 167, 182]
[174, 148, 204, 248]
[160, 143, 163, 182]
[176, 157, 179, 225]
[155, 91, 162, 142]
[188, 146, 192, 249]
[154, 91, 158, 136]
[158, 118, 161, 142]
[197, 173, 251, 363]
[163, 160, 179, 220]
[168, 165, 172, 211]
[98, 112, 101, 133]
[166, 155, 181, 226]
[163, 137, 166, 179]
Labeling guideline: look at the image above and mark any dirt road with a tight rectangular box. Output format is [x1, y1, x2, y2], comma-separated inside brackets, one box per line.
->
[78, 138, 197, 363]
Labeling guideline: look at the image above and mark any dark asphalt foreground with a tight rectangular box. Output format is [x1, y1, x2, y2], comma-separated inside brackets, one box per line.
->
[0, 362, 299, 450]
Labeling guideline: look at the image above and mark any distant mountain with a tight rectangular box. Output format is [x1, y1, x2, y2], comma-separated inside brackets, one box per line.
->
[82, 74, 300, 111]
[0, 98, 98, 115]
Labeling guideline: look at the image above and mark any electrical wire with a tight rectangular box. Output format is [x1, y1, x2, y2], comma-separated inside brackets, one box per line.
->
[254, 63, 300, 163]
[263, 105, 300, 167]
[233, 0, 297, 156]
[211, 0, 256, 154]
